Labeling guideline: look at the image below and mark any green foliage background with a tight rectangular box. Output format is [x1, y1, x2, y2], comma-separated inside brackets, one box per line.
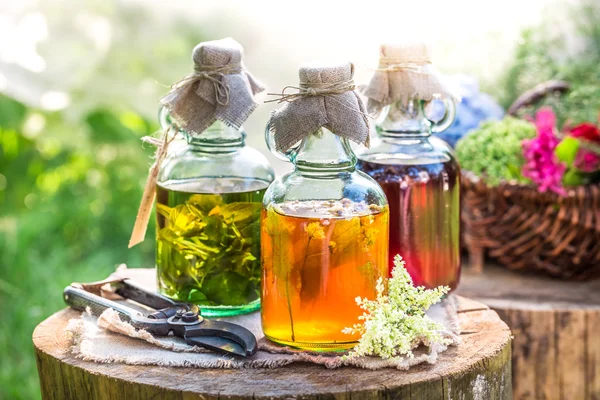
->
[491, 0, 600, 126]
[0, 97, 159, 399]
[0, 2, 207, 398]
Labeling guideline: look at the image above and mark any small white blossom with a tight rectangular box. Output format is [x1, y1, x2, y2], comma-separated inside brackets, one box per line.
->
[343, 255, 451, 360]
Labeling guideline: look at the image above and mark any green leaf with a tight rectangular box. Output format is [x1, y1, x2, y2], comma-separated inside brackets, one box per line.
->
[187, 289, 209, 304]
[563, 168, 586, 186]
[555, 137, 580, 166]
[200, 271, 250, 306]
[156, 191, 263, 308]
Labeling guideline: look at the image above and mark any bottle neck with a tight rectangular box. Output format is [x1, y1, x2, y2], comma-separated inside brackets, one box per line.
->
[376, 98, 433, 139]
[293, 128, 356, 176]
[185, 120, 246, 153]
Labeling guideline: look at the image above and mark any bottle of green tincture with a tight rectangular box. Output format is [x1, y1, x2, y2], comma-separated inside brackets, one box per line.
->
[155, 38, 274, 317]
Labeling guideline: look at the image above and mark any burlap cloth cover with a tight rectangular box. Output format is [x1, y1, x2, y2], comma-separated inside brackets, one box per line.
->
[362, 42, 457, 114]
[161, 37, 264, 135]
[268, 62, 371, 152]
[65, 267, 461, 370]
[128, 38, 264, 248]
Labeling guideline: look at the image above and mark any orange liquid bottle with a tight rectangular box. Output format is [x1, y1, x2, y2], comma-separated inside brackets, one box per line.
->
[261, 201, 389, 349]
[261, 63, 389, 351]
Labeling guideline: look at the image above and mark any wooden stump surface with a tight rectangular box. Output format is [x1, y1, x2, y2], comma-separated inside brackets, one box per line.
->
[33, 296, 511, 400]
[458, 264, 600, 400]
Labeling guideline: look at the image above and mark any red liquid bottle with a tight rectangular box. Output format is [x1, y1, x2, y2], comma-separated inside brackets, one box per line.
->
[356, 96, 461, 291]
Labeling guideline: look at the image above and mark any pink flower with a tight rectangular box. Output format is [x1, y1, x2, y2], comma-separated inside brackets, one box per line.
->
[569, 122, 600, 172]
[522, 108, 566, 195]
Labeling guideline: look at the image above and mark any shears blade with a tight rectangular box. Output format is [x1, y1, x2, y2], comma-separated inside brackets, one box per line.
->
[184, 335, 249, 357]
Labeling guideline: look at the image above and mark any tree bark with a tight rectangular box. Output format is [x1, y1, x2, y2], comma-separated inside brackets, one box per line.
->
[458, 264, 600, 400]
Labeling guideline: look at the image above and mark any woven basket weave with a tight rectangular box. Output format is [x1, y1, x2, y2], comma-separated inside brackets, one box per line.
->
[462, 171, 600, 279]
[461, 80, 600, 279]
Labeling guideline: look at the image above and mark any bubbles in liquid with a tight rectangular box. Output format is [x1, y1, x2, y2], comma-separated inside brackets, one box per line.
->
[274, 199, 383, 219]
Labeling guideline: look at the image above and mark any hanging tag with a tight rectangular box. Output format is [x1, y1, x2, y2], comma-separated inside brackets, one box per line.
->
[128, 132, 173, 248]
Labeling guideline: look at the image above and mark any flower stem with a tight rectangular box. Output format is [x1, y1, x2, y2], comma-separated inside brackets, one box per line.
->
[284, 276, 295, 342]
[301, 238, 312, 270]
[285, 237, 312, 343]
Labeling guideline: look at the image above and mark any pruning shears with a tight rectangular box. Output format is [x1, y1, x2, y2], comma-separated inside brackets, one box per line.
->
[63, 279, 257, 357]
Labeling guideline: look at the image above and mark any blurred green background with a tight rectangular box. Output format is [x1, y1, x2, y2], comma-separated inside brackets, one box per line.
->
[1, 0, 598, 398]
[0, 2, 206, 397]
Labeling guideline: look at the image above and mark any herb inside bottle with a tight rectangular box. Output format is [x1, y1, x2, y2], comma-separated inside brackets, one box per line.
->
[156, 177, 268, 316]
[261, 199, 389, 350]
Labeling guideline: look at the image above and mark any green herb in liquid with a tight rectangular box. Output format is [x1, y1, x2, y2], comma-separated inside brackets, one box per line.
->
[156, 178, 267, 316]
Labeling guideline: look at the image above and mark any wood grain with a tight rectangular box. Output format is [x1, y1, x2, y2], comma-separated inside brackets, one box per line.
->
[458, 264, 600, 400]
[33, 296, 511, 400]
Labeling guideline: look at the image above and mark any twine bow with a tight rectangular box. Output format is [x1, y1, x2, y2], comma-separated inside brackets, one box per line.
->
[267, 63, 372, 153]
[128, 129, 176, 248]
[168, 63, 242, 106]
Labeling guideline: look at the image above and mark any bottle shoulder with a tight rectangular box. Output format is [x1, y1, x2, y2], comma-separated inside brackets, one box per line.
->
[158, 144, 274, 183]
[356, 135, 458, 166]
[263, 169, 388, 207]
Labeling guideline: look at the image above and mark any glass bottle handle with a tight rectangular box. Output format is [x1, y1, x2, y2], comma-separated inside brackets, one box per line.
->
[265, 117, 299, 162]
[426, 97, 456, 134]
[158, 105, 171, 131]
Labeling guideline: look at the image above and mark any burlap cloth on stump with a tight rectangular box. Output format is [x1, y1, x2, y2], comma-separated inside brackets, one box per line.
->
[64, 267, 461, 370]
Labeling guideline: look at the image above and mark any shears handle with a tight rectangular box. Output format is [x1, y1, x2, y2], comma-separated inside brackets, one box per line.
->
[63, 284, 170, 335]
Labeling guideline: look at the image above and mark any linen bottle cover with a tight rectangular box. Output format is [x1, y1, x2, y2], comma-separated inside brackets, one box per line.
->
[268, 62, 371, 152]
[362, 42, 457, 114]
[161, 37, 265, 135]
[128, 38, 264, 247]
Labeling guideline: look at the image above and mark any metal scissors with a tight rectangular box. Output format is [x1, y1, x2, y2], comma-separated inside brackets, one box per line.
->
[63, 279, 257, 357]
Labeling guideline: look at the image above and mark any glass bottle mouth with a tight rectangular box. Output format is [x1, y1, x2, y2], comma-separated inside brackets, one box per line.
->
[186, 133, 245, 149]
[295, 160, 355, 176]
[376, 99, 433, 138]
[184, 124, 246, 153]
[378, 128, 432, 139]
[375, 96, 456, 139]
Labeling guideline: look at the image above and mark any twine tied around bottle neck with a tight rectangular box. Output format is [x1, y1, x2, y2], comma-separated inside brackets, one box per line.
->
[128, 129, 177, 248]
[129, 38, 265, 248]
[265, 79, 356, 104]
[267, 62, 371, 153]
[373, 59, 432, 74]
[159, 37, 265, 138]
[168, 63, 243, 106]
[363, 43, 457, 114]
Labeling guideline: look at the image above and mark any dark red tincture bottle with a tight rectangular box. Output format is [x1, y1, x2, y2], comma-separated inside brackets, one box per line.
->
[356, 98, 461, 291]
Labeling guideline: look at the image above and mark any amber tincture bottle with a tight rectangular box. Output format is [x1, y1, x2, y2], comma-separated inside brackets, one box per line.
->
[261, 63, 389, 351]
[356, 43, 461, 291]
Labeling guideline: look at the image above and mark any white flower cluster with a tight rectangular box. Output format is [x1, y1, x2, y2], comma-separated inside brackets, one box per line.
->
[343, 255, 451, 360]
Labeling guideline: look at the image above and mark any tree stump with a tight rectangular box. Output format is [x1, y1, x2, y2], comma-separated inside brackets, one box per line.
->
[458, 264, 600, 400]
[33, 296, 511, 399]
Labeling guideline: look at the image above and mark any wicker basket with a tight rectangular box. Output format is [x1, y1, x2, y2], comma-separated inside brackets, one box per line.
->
[461, 80, 600, 279]
[462, 171, 600, 279]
